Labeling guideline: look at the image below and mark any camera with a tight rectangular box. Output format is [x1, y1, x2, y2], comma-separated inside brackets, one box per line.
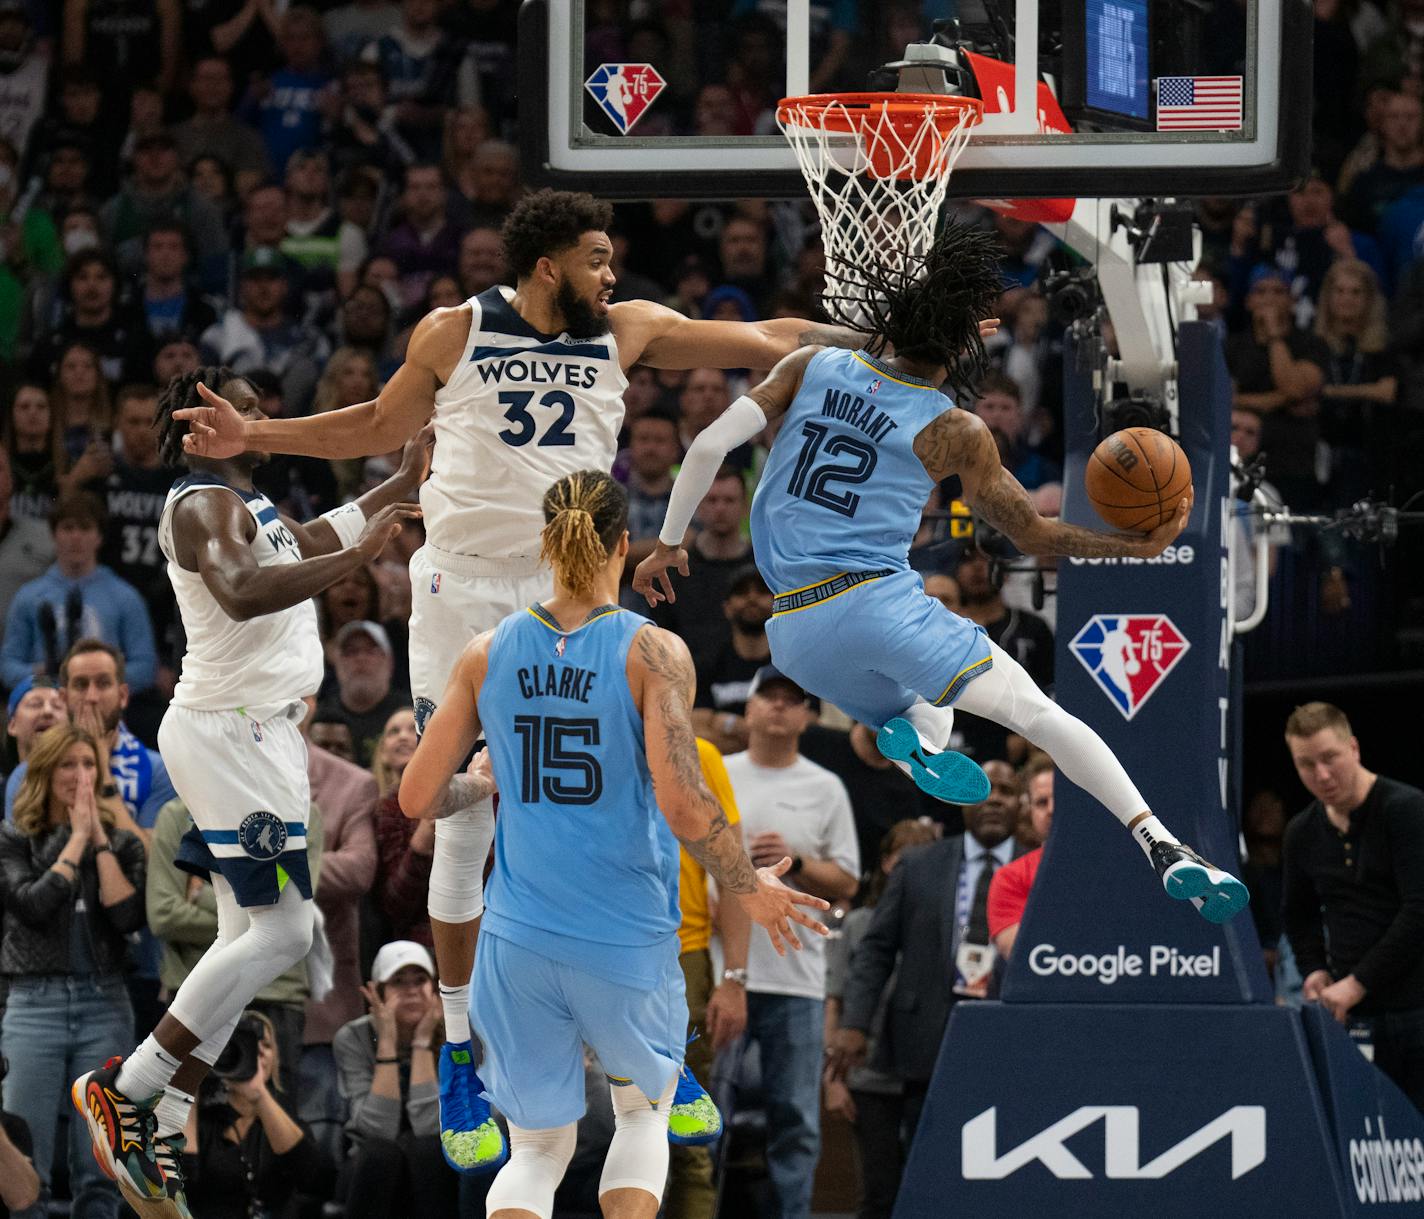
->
[211, 1013, 265, 1083]
[1043, 267, 1102, 326]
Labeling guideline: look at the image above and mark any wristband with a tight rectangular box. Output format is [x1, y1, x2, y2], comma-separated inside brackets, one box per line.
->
[375, 1056, 399, 1064]
[101, 782, 119, 798]
[790, 854, 804, 874]
[94, 842, 113, 854]
[319, 501, 368, 549]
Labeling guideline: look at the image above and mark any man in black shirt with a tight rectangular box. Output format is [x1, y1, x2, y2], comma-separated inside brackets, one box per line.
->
[1281, 701, 1424, 1112]
[692, 564, 773, 754]
[101, 385, 180, 658]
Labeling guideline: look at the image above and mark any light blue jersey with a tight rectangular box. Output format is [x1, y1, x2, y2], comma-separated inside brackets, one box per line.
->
[751, 347, 952, 594]
[750, 347, 993, 729]
[472, 602, 687, 1126]
[476, 603, 681, 989]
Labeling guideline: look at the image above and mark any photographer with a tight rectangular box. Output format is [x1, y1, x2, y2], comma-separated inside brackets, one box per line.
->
[333, 941, 476, 1219]
[181, 1010, 334, 1219]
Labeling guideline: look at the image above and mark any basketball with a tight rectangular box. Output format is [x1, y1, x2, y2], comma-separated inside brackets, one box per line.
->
[1083, 427, 1193, 532]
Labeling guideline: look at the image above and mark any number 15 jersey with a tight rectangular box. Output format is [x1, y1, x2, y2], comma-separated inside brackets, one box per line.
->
[424, 286, 628, 558]
[476, 602, 681, 989]
[751, 347, 953, 594]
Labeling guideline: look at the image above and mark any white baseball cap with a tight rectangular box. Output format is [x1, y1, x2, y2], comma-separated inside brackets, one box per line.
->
[371, 940, 435, 984]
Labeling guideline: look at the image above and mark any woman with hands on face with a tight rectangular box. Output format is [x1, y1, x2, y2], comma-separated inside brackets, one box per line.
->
[0, 723, 146, 1219]
[179, 1009, 334, 1219]
[333, 940, 489, 1219]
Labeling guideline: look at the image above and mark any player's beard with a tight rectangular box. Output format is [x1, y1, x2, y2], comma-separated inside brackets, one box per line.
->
[555, 279, 611, 340]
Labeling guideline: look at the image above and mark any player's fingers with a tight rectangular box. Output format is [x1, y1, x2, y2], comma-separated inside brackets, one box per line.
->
[657, 572, 676, 604]
[787, 905, 831, 934]
[195, 381, 226, 407]
[766, 924, 786, 957]
[677, 554, 690, 577]
[788, 887, 829, 910]
[768, 856, 792, 877]
[781, 921, 801, 951]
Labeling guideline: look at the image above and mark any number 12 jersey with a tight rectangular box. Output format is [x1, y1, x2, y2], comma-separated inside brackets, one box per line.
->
[751, 346, 953, 594]
[423, 286, 628, 559]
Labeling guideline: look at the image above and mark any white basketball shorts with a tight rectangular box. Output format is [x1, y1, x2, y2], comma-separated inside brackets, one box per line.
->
[408, 544, 553, 730]
[158, 701, 312, 908]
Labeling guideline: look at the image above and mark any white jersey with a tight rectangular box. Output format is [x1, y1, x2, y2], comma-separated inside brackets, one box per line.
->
[159, 475, 324, 718]
[422, 286, 628, 557]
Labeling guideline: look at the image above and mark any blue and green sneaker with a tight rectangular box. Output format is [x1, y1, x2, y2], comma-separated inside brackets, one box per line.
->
[438, 1040, 508, 1174]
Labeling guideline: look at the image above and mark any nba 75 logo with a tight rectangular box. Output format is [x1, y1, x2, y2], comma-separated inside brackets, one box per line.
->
[585, 64, 667, 134]
[1069, 614, 1190, 720]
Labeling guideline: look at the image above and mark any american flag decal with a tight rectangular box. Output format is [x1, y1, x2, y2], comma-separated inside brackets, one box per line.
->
[1156, 76, 1243, 130]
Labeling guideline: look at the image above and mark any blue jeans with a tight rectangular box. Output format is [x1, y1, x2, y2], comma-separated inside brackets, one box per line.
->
[745, 993, 824, 1219]
[1, 975, 134, 1219]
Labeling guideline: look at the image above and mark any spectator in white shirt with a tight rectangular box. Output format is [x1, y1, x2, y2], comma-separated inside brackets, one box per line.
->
[723, 665, 859, 1219]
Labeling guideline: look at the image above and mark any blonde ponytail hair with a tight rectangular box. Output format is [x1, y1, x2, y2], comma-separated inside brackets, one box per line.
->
[540, 471, 629, 599]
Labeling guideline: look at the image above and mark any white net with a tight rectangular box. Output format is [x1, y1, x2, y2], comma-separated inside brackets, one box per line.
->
[777, 95, 980, 328]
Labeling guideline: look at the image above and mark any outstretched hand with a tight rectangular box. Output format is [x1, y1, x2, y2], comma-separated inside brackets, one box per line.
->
[174, 381, 251, 460]
[977, 317, 1001, 341]
[632, 541, 690, 607]
[354, 502, 424, 561]
[1131, 487, 1194, 557]
[737, 857, 831, 957]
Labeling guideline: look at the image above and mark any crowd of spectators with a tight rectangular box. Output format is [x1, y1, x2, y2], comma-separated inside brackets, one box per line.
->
[0, 0, 1421, 1217]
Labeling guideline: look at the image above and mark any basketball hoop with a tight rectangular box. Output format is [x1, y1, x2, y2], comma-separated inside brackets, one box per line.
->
[776, 93, 983, 327]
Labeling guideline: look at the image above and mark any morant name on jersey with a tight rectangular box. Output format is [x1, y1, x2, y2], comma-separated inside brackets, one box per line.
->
[820, 387, 900, 444]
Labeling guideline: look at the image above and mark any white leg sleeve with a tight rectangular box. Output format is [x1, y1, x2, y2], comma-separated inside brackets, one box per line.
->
[953, 640, 1149, 826]
[902, 698, 956, 750]
[188, 876, 250, 1064]
[485, 1121, 578, 1219]
[598, 1074, 675, 1203]
[166, 881, 316, 1042]
[429, 796, 497, 924]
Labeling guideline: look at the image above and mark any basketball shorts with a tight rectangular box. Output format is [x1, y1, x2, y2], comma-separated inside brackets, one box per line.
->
[408, 544, 552, 732]
[471, 930, 687, 1129]
[766, 567, 993, 730]
[158, 701, 313, 908]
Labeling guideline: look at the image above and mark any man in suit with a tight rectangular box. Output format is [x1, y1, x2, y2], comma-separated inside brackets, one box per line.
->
[827, 760, 1023, 1145]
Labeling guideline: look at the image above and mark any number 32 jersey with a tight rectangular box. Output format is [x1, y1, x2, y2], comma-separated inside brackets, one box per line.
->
[751, 347, 953, 593]
[477, 603, 681, 989]
[423, 286, 628, 558]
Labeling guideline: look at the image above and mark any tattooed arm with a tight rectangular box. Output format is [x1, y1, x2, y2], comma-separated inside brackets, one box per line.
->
[629, 625, 830, 956]
[915, 408, 1191, 558]
[399, 632, 495, 820]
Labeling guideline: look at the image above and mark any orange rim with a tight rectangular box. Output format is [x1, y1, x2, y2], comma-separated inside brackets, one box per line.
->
[776, 92, 984, 136]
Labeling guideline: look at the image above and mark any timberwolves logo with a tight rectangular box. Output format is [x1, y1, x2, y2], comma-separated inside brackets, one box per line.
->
[414, 696, 437, 735]
[239, 811, 287, 861]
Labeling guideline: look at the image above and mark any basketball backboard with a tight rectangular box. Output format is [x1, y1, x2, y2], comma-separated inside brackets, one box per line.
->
[518, 0, 1311, 201]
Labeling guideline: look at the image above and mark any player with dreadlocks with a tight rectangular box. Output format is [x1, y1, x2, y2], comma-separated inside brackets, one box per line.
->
[635, 220, 1249, 929]
[72, 368, 430, 1219]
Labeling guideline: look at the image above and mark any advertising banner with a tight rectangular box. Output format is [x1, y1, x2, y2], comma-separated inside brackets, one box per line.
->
[1002, 323, 1272, 1003]
[898, 1002, 1350, 1218]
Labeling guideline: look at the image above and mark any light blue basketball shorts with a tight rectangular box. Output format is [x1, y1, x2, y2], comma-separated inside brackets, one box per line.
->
[470, 930, 688, 1129]
[766, 567, 993, 730]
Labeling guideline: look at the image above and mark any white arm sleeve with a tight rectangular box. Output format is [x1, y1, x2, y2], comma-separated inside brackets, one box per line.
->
[658, 395, 768, 546]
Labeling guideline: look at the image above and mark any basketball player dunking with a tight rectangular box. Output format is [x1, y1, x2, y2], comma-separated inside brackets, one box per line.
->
[635, 222, 1249, 927]
[173, 190, 963, 1169]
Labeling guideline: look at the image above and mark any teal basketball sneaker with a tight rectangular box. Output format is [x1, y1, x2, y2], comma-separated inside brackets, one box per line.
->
[1151, 841, 1250, 923]
[877, 716, 991, 805]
